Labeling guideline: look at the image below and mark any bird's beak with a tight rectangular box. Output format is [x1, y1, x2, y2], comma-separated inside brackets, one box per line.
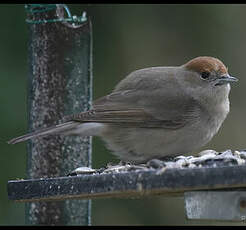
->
[215, 74, 238, 86]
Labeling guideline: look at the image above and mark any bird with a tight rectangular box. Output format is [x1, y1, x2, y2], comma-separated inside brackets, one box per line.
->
[8, 56, 238, 164]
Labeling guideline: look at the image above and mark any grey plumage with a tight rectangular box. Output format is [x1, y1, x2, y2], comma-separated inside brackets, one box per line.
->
[8, 57, 237, 163]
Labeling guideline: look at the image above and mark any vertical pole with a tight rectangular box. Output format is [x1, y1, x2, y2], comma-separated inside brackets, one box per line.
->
[25, 4, 92, 225]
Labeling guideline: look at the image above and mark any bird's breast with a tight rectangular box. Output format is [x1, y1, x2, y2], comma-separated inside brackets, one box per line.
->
[201, 94, 230, 144]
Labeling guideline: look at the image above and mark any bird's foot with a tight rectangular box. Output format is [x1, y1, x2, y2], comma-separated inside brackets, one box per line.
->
[146, 159, 166, 169]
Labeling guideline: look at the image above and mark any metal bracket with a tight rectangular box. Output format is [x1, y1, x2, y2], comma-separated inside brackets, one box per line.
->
[185, 191, 246, 222]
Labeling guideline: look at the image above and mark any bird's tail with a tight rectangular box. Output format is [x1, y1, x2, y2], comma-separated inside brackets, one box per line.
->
[8, 121, 79, 144]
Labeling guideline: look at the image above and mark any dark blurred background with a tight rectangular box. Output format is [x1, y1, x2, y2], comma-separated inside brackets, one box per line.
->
[1, 4, 246, 225]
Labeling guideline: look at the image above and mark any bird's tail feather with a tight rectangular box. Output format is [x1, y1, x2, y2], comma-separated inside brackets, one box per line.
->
[8, 121, 79, 144]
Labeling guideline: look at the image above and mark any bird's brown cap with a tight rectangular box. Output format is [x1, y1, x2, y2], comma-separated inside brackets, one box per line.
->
[184, 56, 228, 75]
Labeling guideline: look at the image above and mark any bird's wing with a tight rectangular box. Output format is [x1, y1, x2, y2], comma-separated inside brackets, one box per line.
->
[65, 88, 202, 129]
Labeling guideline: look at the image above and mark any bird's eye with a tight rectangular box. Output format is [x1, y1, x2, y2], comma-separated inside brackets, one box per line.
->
[201, 72, 210, 80]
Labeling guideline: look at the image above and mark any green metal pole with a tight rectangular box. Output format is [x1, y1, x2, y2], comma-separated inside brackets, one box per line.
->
[25, 4, 92, 225]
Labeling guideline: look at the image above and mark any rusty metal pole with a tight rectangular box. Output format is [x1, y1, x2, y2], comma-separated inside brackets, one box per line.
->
[25, 4, 92, 225]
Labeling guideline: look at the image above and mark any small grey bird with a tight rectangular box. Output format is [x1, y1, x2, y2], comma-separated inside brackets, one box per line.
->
[8, 56, 238, 163]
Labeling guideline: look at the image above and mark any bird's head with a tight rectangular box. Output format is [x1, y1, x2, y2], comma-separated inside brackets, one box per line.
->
[182, 56, 238, 87]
